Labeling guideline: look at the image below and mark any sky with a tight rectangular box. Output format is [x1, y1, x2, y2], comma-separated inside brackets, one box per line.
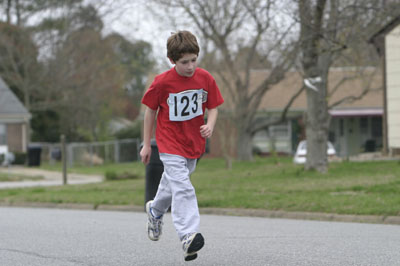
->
[97, 0, 193, 70]
[96, 0, 298, 71]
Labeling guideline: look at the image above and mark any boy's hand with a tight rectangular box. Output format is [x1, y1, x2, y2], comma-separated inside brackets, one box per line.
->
[140, 145, 152, 165]
[200, 124, 213, 138]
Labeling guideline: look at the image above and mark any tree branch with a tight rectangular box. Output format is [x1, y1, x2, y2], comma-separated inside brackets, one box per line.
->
[251, 84, 305, 134]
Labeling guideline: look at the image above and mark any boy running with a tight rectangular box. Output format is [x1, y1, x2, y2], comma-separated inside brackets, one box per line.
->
[140, 30, 224, 261]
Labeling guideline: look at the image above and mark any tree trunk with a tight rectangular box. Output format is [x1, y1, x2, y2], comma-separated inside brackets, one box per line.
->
[304, 69, 330, 173]
[6, 0, 12, 24]
[15, 0, 21, 26]
[237, 129, 253, 161]
[299, 0, 331, 173]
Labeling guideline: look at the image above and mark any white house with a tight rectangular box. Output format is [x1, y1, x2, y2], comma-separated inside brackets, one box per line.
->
[370, 16, 400, 156]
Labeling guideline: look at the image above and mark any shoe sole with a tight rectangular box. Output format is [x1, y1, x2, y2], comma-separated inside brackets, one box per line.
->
[184, 233, 204, 261]
[185, 253, 198, 261]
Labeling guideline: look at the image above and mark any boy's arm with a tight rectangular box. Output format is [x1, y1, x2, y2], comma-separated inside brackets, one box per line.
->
[140, 107, 157, 165]
[200, 108, 218, 138]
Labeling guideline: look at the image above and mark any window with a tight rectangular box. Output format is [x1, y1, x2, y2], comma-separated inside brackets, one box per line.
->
[360, 117, 368, 133]
[340, 119, 344, 136]
[371, 117, 382, 138]
[270, 125, 289, 138]
[0, 124, 6, 145]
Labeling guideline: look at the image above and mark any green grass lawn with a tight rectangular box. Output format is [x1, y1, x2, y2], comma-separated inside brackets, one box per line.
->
[1, 157, 400, 216]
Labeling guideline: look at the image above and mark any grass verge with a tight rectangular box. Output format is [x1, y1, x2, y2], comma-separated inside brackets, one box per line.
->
[1, 157, 400, 216]
[0, 172, 44, 182]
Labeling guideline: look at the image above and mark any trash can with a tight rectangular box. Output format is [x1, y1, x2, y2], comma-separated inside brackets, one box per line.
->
[143, 139, 164, 206]
[28, 145, 42, 166]
[365, 140, 376, 152]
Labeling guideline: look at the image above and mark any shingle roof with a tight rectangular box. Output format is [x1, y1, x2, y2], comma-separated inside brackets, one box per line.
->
[0, 76, 31, 121]
[369, 15, 400, 42]
[213, 67, 383, 114]
[255, 67, 383, 112]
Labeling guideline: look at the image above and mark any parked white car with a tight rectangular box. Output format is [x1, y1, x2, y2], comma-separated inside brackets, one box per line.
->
[293, 140, 336, 164]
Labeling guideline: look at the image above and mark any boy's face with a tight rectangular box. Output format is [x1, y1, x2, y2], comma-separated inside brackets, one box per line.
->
[170, 53, 198, 77]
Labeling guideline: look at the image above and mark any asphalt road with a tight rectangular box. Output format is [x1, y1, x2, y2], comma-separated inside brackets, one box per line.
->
[1, 207, 399, 266]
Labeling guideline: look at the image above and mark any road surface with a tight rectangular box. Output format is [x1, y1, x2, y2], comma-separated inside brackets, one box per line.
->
[1, 207, 399, 266]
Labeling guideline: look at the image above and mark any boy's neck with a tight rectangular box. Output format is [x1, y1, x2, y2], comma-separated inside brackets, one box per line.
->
[174, 66, 196, 77]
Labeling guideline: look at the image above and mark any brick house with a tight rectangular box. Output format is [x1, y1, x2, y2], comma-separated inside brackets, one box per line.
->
[0, 77, 31, 153]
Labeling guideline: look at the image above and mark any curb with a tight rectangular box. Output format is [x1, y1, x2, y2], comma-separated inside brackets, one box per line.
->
[1, 201, 399, 225]
[199, 208, 400, 225]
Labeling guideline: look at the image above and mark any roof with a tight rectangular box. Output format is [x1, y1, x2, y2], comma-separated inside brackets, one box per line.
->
[0, 76, 31, 122]
[221, 67, 383, 114]
[369, 15, 400, 54]
[369, 15, 400, 43]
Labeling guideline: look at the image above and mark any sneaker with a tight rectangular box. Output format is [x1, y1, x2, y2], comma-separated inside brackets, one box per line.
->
[182, 233, 205, 261]
[146, 200, 163, 241]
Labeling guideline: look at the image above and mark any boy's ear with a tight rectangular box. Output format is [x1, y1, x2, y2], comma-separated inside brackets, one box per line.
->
[168, 57, 176, 65]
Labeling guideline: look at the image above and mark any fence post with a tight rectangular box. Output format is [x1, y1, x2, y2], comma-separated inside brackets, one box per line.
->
[136, 139, 141, 161]
[67, 143, 74, 168]
[48, 144, 53, 165]
[114, 140, 120, 163]
[105, 143, 109, 164]
[61, 135, 67, 185]
[89, 143, 93, 166]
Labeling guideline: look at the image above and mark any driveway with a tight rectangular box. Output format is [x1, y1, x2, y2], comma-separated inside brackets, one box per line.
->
[0, 167, 103, 189]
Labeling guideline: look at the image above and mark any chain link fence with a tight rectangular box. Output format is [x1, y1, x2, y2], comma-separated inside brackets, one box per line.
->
[31, 139, 141, 167]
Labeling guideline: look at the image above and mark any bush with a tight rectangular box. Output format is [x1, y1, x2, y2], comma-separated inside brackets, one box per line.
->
[114, 121, 141, 140]
[105, 170, 118, 181]
[13, 152, 27, 165]
[105, 170, 139, 181]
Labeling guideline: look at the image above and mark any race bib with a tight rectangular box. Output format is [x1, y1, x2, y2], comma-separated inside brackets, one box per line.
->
[167, 89, 204, 121]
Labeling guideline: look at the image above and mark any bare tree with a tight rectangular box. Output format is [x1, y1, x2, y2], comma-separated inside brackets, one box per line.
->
[149, 0, 300, 161]
[296, 0, 399, 172]
[0, 0, 155, 142]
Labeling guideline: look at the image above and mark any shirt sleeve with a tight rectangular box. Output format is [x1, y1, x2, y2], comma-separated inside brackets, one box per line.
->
[141, 78, 160, 110]
[206, 75, 224, 109]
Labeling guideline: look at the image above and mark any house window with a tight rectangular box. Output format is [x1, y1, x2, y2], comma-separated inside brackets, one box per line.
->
[340, 119, 344, 136]
[360, 117, 368, 133]
[371, 117, 382, 138]
[0, 124, 6, 145]
[270, 125, 289, 138]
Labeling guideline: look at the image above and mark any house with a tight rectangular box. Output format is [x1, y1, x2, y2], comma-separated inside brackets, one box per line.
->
[370, 15, 400, 156]
[234, 68, 383, 158]
[0, 77, 31, 153]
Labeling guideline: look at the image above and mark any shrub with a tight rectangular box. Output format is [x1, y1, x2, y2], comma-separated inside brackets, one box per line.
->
[114, 121, 141, 140]
[105, 170, 139, 181]
[105, 171, 118, 181]
[13, 152, 27, 165]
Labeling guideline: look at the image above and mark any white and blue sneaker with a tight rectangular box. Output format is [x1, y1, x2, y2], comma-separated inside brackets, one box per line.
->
[146, 200, 163, 241]
[182, 233, 205, 261]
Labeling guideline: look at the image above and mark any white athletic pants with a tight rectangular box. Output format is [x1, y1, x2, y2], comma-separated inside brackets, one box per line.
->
[151, 153, 200, 240]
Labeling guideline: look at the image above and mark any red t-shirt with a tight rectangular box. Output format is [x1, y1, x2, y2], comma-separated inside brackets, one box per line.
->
[142, 67, 224, 158]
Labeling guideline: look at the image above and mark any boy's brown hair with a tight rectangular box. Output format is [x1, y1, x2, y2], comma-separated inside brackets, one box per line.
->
[167, 31, 200, 62]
